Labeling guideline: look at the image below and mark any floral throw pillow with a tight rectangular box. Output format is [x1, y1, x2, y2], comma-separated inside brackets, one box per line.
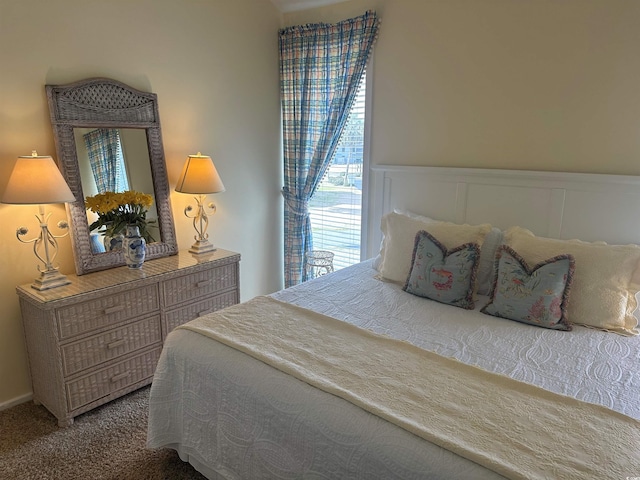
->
[404, 231, 480, 309]
[481, 245, 575, 330]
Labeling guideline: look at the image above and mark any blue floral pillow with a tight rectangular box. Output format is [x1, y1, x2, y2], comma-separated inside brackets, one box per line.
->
[481, 245, 575, 330]
[403, 231, 480, 309]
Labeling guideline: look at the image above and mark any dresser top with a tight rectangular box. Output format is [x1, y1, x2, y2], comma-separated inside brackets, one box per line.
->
[17, 249, 240, 305]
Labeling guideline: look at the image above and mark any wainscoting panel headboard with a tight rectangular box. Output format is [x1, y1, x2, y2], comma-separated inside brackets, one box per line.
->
[367, 165, 640, 259]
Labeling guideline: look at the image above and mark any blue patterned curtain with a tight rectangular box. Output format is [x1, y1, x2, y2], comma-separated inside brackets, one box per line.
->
[280, 10, 380, 287]
[83, 128, 129, 193]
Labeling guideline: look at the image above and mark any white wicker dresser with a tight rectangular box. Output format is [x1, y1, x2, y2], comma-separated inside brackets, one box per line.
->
[16, 249, 240, 427]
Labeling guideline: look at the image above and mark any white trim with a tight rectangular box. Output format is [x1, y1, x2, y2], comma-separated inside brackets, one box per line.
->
[271, 0, 350, 13]
[454, 182, 468, 225]
[370, 164, 640, 187]
[0, 392, 33, 412]
[367, 165, 640, 259]
[360, 60, 374, 262]
[547, 188, 566, 239]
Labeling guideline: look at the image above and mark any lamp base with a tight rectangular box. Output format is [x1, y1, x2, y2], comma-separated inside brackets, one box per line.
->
[32, 268, 71, 291]
[189, 239, 216, 255]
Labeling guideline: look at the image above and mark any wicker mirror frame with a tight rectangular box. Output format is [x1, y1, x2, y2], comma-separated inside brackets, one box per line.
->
[46, 78, 178, 275]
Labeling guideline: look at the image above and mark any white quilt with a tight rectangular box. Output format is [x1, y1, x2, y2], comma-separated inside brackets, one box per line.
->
[148, 261, 640, 479]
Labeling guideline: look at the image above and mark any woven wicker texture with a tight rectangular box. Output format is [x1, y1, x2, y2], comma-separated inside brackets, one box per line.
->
[55, 82, 155, 123]
[46, 77, 178, 275]
[57, 285, 160, 339]
[165, 291, 239, 333]
[163, 263, 238, 307]
[19, 299, 68, 423]
[66, 347, 162, 411]
[16, 250, 240, 426]
[61, 315, 162, 376]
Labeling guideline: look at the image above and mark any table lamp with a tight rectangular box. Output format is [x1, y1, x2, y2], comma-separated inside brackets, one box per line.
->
[1, 151, 76, 290]
[175, 152, 225, 254]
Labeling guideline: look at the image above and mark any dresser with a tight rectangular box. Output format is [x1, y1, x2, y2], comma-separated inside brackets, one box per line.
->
[16, 249, 240, 427]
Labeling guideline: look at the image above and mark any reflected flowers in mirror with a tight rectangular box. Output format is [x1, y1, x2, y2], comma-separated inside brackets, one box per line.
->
[86, 191, 157, 248]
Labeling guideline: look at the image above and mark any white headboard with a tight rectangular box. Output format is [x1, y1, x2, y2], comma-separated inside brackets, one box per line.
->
[367, 165, 640, 258]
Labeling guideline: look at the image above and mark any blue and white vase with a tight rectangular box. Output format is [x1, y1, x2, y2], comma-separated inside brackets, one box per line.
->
[123, 225, 146, 268]
[103, 232, 124, 252]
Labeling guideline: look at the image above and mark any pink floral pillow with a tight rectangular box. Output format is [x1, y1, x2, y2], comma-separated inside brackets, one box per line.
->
[481, 246, 575, 330]
[404, 231, 480, 310]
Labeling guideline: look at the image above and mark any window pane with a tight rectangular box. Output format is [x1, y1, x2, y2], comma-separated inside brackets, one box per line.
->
[309, 73, 366, 271]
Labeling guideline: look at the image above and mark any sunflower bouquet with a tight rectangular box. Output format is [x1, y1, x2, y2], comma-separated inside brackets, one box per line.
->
[85, 190, 156, 243]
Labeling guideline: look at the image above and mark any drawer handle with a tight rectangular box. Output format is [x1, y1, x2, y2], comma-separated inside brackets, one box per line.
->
[106, 339, 126, 350]
[110, 371, 131, 383]
[104, 305, 126, 315]
[196, 280, 212, 288]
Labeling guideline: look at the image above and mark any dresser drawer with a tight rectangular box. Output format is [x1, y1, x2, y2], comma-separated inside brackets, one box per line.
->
[61, 315, 162, 376]
[164, 290, 239, 333]
[17, 249, 240, 426]
[66, 347, 161, 411]
[57, 285, 160, 340]
[162, 263, 238, 307]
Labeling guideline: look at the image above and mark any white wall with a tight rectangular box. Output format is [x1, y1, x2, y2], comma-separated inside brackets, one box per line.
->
[286, 0, 640, 175]
[0, 0, 283, 407]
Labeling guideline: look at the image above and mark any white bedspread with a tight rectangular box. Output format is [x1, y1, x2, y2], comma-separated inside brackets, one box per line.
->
[148, 260, 640, 479]
[274, 261, 640, 421]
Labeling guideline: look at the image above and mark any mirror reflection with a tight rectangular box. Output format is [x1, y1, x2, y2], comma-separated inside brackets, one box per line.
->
[47, 77, 178, 275]
[73, 127, 160, 253]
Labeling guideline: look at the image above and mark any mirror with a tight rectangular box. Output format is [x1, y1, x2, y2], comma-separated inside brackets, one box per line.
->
[73, 127, 160, 251]
[46, 78, 178, 274]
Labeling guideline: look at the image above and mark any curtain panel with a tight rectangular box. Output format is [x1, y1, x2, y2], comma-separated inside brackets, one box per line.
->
[83, 128, 129, 194]
[279, 10, 380, 287]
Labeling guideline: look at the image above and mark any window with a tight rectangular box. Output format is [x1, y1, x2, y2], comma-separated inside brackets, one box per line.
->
[309, 72, 367, 271]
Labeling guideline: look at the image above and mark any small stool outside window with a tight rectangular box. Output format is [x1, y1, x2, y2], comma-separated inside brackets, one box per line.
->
[304, 250, 335, 280]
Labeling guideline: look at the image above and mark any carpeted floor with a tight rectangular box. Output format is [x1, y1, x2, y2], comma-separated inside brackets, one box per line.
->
[0, 387, 206, 480]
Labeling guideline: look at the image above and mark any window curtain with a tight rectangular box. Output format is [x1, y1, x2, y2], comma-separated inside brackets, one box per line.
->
[83, 128, 129, 193]
[279, 10, 380, 287]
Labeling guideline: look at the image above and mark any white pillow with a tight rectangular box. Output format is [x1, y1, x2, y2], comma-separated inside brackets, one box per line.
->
[384, 212, 501, 295]
[504, 226, 640, 336]
[373, 210, 437, 271]
[393, 209, 437, 223]
[378, 212, 491, 284]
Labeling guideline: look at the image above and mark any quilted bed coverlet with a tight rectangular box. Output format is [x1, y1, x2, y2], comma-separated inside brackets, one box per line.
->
[148, 261, 640, 479]
[179, 296, 640, 480]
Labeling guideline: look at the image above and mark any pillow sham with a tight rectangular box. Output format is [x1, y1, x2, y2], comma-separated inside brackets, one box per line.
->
[373, 210, 437, 271]
[504, 226, 640, 336]
[378, 212, 491, 283]
[476, 227, 504, 296]
[404, 231, 480, 309]
[481, 245, 574, 330]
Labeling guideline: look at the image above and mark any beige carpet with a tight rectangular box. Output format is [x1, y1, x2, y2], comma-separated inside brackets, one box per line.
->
[0, 387, 205, 480]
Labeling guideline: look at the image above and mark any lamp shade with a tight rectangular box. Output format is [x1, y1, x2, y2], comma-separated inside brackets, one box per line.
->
[175, 152, 226, 194]
[1, 151, 75, 205]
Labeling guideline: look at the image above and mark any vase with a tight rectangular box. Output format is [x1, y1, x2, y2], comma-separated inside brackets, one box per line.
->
[123, 225, 146, 268]
[103, 232, 124, 251]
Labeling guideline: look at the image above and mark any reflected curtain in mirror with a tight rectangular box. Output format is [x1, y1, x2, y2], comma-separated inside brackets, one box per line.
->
[83, 128, 129, 193]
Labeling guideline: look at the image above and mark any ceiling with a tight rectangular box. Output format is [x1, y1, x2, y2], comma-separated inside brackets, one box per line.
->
[270, 0, 351, 13]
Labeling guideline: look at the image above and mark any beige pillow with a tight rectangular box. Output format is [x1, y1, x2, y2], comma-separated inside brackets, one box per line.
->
[378, 212, 491, 283]
[373, 210, 438, 270]
[504, 226, 640, 336]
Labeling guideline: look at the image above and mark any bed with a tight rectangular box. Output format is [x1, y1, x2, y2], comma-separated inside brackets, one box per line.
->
[147, 166, 640, 479]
